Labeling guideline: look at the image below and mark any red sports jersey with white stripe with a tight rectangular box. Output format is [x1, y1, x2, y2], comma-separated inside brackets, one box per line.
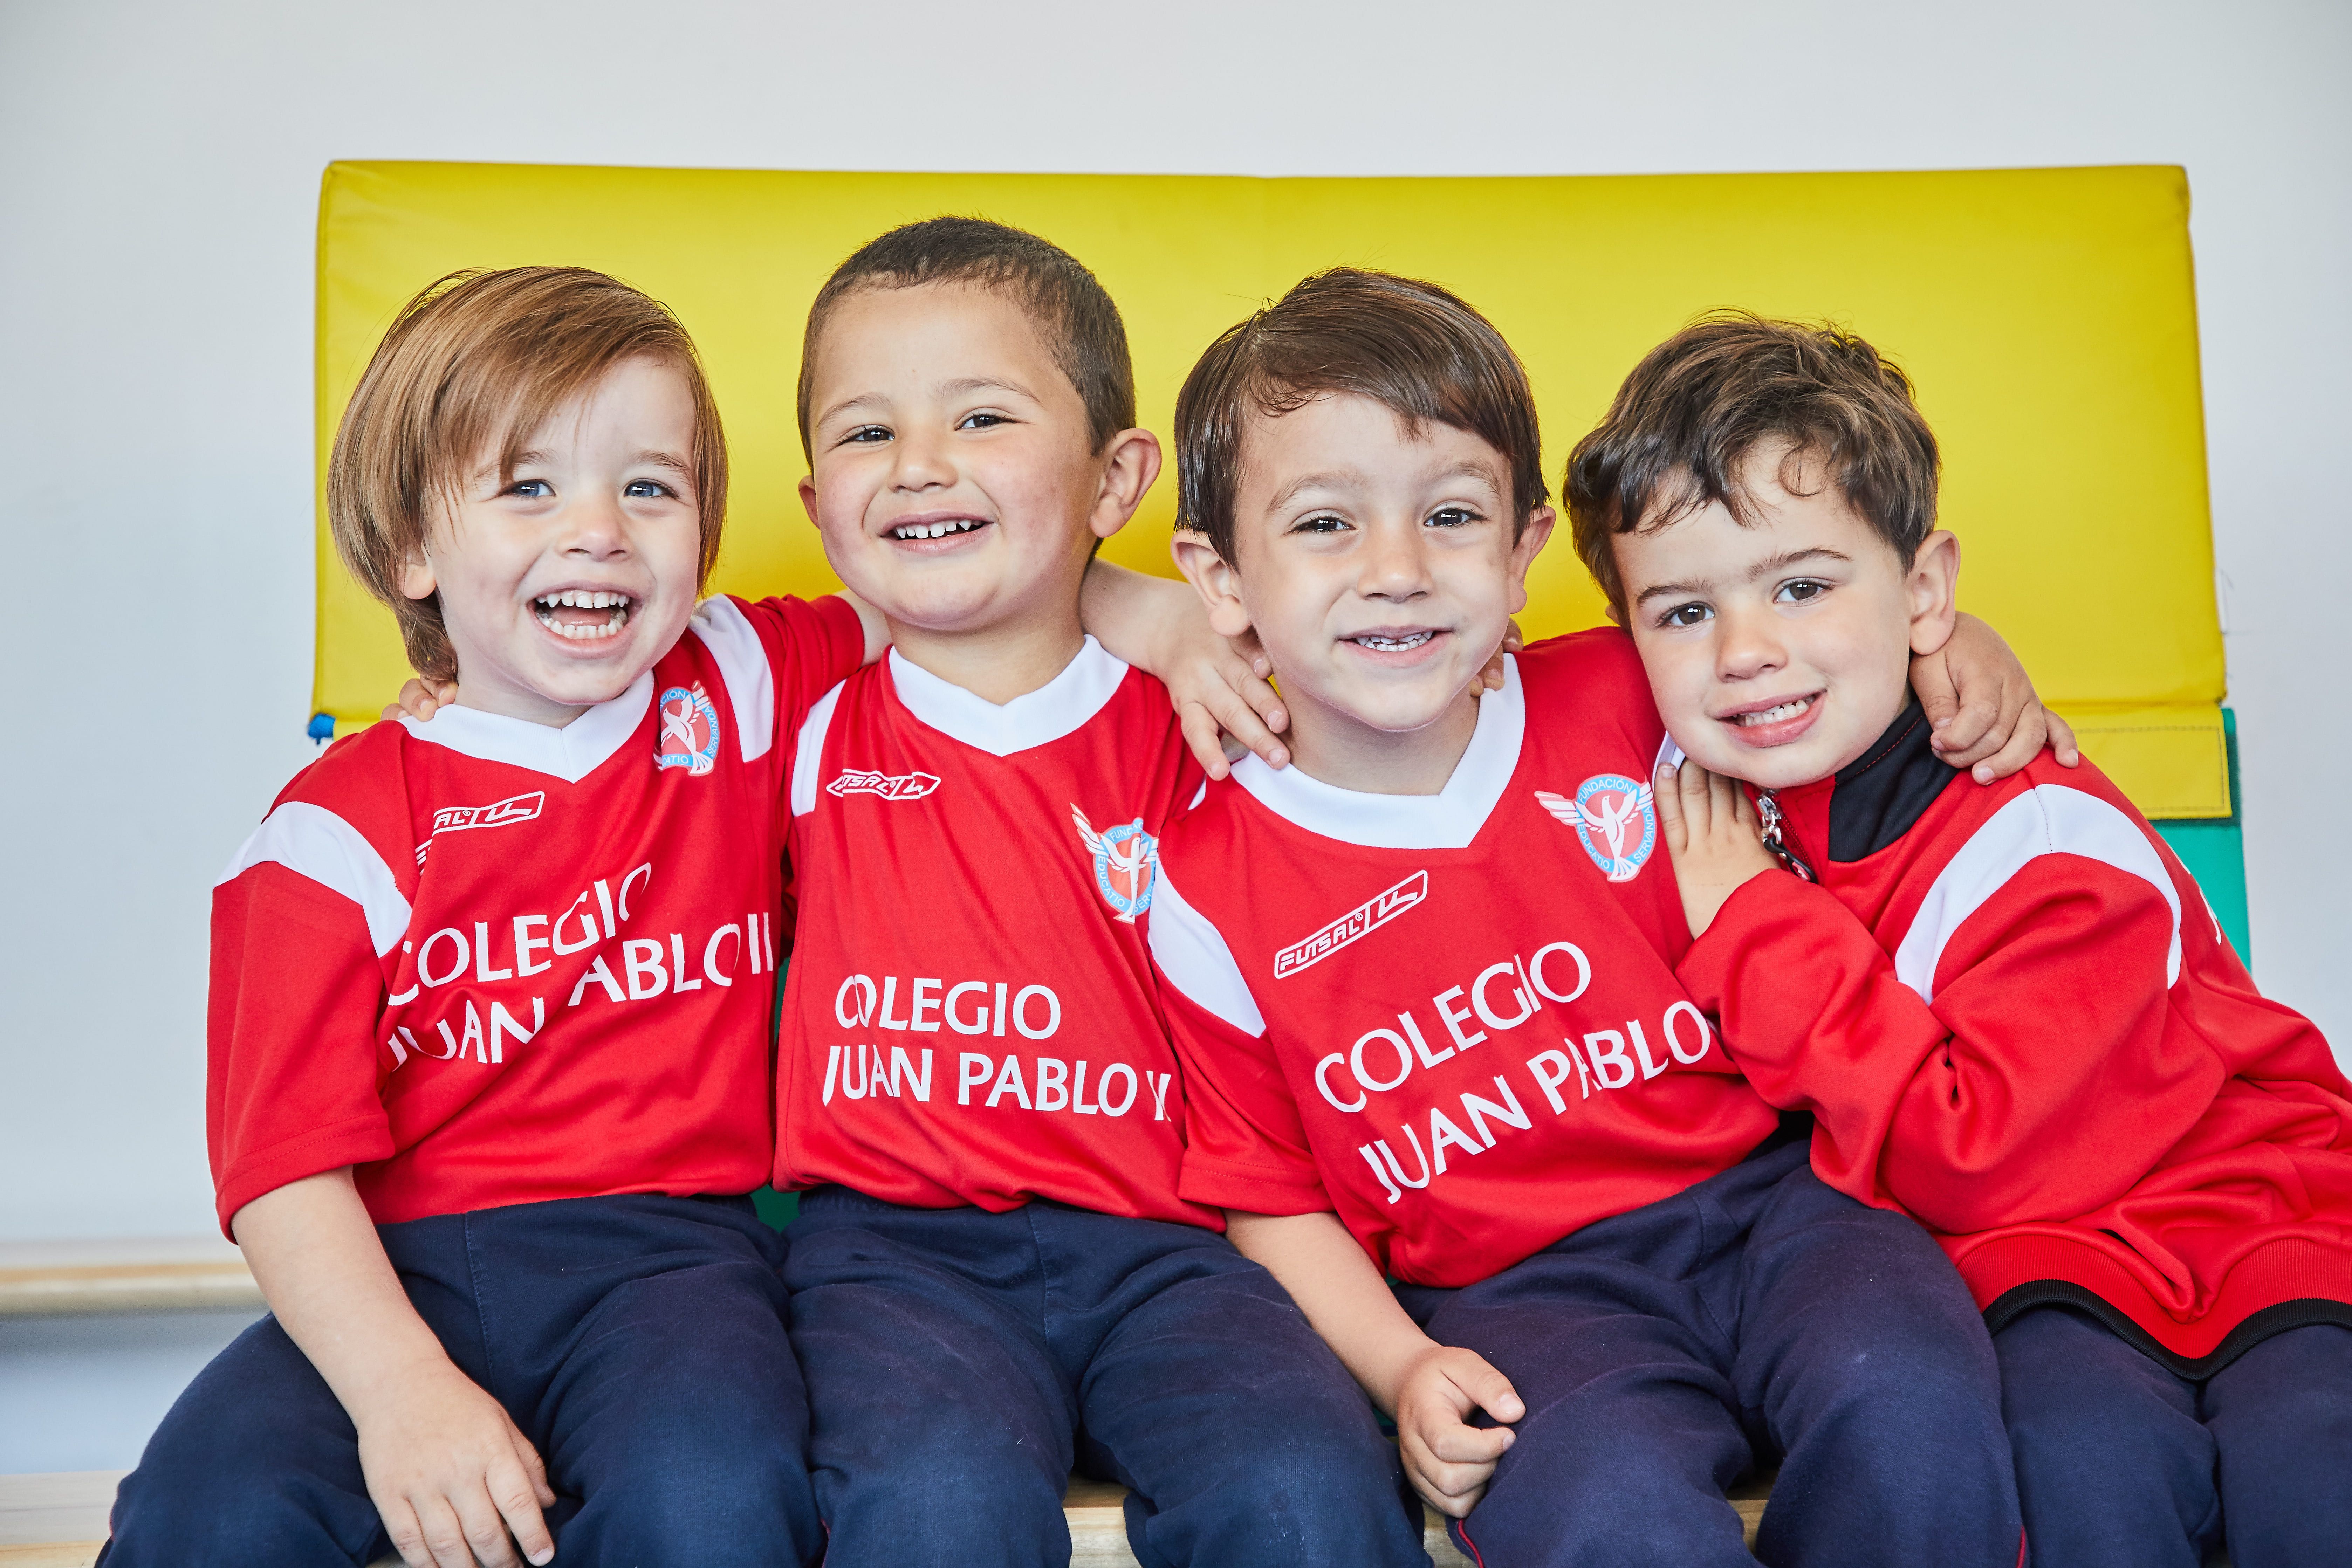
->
[207, 594, 865, 1233]
[1149, 632, 1781, 1286]
[773, 637, 1213, 1224]
[1680, 727, 2352, 1363]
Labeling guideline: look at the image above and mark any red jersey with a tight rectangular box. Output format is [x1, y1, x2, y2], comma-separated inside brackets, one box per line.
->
[772, 638, 1214, 1225]
[1679, 703, 2352, 1368]
[1149, 633, 1781, 1286]
[207, 595, 866, 1235]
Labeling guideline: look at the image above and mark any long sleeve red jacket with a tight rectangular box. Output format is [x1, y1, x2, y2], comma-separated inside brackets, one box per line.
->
[1679, 702, 2352, 1372]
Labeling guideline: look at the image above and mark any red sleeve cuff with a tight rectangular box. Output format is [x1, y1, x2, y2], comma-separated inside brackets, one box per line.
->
[214, 1112, 397, 1239]
[1177, 1151, 1335, 1217]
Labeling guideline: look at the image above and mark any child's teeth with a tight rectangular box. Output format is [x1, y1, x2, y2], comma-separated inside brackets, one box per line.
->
[1740, 698, 1811, 725]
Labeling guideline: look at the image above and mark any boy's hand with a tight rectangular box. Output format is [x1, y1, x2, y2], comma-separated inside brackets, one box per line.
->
[355, 1360, 557, 1568]
[382, 677, 459, 723]
[1655, 759, 1778, 939]
[1392, 1343, 1525, 1517]
[1167, 624, 1292, 780]
[1472, 620, 1524, 696]
[1912, 612, 2080, 783]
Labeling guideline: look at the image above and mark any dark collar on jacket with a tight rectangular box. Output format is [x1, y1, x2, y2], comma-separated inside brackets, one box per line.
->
[1826, 697, 1963, 863]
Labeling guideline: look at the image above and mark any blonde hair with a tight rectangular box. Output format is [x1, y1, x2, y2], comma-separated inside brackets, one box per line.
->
[327, 267, 728, 681]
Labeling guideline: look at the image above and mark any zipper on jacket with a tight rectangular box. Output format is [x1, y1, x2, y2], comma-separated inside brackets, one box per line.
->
[1756, 791, 1818, 883]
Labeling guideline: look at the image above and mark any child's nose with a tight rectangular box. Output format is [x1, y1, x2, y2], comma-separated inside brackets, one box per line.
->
[560, 493, 632, 554]
[1716, 607, 1787, 678]
[1358, 521, 1432, 598]
[889, 426, 954, 491]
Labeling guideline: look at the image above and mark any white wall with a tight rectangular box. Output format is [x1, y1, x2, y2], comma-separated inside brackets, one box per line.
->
[2, 0, 2346, 1252]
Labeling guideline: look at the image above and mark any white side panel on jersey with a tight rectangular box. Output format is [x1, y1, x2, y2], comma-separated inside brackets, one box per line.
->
[1229, 657, 1526, 850]
[1147, 865, 1267, 1038]
[688, 596, 776, 764]
[1892, 784, 2182, 1005]
[790, 680, 848, 818]
[216, 801, 412, 956]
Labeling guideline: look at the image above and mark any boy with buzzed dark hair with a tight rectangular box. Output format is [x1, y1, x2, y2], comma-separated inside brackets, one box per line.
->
[1578, 313, 2352, 1568]
[1148, 269, 2043, 1567]
[770, 220, 1431, 1568]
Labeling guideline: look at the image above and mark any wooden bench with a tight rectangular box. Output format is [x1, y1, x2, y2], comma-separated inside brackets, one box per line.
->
[1, 1469, 1770, 1565]
[0, 1239, 261, 1319]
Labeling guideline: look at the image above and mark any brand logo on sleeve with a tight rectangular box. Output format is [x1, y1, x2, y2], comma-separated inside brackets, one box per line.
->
[417, 791, 546, 866]
[1274, 870, 1428, 979]
[1070, 806, 1158, 923]
[827, 769, 942, 801]
[654, 682, 721, 776]
[1537, 776, 1657, 883]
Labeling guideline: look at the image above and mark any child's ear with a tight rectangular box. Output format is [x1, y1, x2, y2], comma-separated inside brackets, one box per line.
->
[797, 473, 820, 526]
[1170, 529, 1254, 641]
[1504, 506, 1557, 616]
[398, 551, 437, 603]
[1906, 530, 1961, 656]
[1090, 428, 1164, 542]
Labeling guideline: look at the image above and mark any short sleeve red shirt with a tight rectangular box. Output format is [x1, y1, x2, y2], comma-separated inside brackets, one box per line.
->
[206, 595, 865, 1235]
[1149, 633, 1781, 1286]
[772, 637, 1215, 1225]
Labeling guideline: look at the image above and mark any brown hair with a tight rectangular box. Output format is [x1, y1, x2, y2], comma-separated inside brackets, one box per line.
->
[1565, 312, 1938, 610]
[1175, 268, 1547, 565]
[327, 266, 728, 682]
[796, 216, 1136, 457]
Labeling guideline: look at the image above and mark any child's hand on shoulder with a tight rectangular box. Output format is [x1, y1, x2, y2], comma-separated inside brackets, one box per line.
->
[1655, 759, 1780, 940]
[1162, 623, 1293, 779]
[354, 1359, 556, 1568]
[1912, 612, 2082, 783]
[1392, 1342, 1524, 1517]
[383, 677, 459, 723]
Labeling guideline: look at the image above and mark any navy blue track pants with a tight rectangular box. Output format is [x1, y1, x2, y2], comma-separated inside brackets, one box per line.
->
[99, 1193, 820, 1568]
[782, 1188, 1428, 1568]
[1394, 1141, 2023, 1568]
[1996, 1308, 2352, 1567]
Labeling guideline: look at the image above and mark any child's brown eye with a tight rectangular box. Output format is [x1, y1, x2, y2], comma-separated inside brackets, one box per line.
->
[1778, 579, 1827, 604]
[1664, 603, 1712, 629]
[842, 426, 890, 445]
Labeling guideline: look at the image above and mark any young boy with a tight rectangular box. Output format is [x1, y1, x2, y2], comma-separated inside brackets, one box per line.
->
[768, 219, 1431, 1568]
[1572, 314, 2352, 1568]
[103, 267, 886, 1568]
[1146, 269, 2038, 1566]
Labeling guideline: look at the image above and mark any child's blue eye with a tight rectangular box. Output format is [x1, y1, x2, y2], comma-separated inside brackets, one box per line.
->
[1660, 603, 1713, 629]
[1777, 579, 1829, 604]
[506, 479, 554, 499]
[623, 480, 674, 500]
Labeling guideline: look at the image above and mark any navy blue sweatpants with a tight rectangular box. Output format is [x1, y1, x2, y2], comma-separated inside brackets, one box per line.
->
[782, 1189, 1428, 1568]
[1394, 1141, 2022, 1568]
[1996, 1308, 2352, 1568]
[100, 1194, 821, 1568]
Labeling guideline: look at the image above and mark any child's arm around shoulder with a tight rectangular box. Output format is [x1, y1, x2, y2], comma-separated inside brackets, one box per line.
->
[234, 1171, 555, 1568]
[1223, 1210, 1523, 1519]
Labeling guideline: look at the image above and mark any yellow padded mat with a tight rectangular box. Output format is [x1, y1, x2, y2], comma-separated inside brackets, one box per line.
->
[315, 162, 2228, 817]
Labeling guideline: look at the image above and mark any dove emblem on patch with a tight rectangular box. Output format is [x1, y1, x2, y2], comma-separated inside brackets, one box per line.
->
[1537, 775, 1657, 883]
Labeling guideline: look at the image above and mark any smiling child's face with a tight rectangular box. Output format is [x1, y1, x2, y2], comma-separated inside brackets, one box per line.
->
[1196, 392, 1551, 783]
[1612, 442, 1957, 790]
[398, 353, 706, 728]
[798, 280, 1144, 641]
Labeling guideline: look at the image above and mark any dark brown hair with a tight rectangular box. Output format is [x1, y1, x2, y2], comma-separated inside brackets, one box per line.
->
[327, 266, 728, 682]
[1565, 311, 1939, 610]
[796, 216, 1136, 456]
[1176, 268, 1547, 564]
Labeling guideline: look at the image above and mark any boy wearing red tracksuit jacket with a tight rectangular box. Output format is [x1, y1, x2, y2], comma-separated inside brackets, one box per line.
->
[1150, 270, 2044, 1568]
[1571, 312, 2352, 1568]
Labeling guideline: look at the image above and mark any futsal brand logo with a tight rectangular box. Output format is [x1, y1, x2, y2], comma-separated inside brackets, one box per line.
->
[654, 682, 721, 776]
[828, 770, 941, 801]
[430, 792, 545, 837]
[1274, 870, 1429, 979]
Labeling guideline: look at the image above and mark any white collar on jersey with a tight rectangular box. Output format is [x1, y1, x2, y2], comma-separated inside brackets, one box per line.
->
[1229, 655, 1525, 850]
[397, 670, 653, 784]
[886, 636, 1128, 757]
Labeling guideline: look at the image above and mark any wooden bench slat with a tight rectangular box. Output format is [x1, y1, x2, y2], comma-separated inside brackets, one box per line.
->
[0, 1241, 262, 1319]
